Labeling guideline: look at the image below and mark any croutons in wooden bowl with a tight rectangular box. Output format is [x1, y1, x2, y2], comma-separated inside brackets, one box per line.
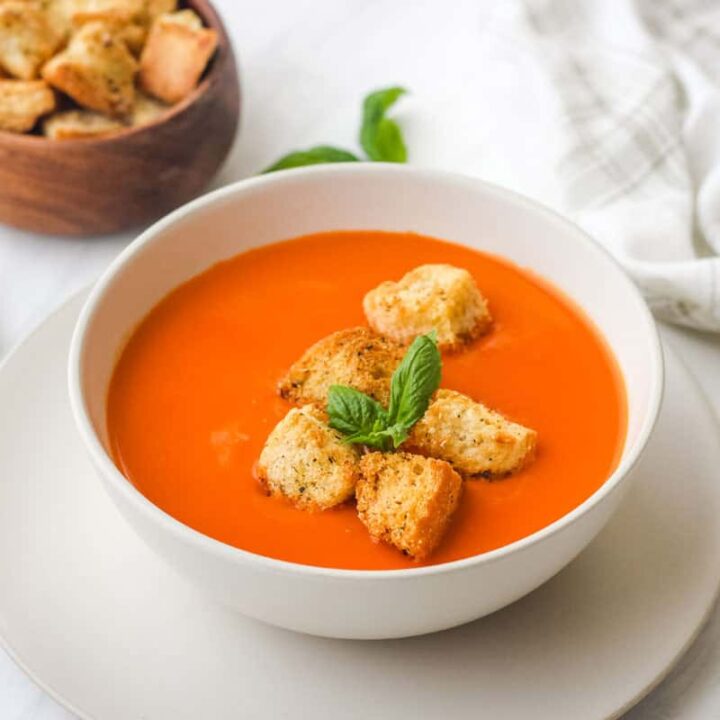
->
[0, 0, 239, 236]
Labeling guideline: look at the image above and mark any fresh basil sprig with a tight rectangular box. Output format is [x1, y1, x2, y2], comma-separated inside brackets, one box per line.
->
[261, 146, 360, 174]
[326, 386, 392, 449]
[262, 86, 409, 173]
[360, 86, 408, 163]
[327, 332, 441, 451]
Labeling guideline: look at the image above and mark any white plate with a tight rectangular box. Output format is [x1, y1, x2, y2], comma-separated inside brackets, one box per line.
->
[0, 293, 719, 720]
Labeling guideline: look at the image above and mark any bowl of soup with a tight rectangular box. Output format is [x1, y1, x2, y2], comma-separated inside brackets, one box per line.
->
[68, 164, 663, 639]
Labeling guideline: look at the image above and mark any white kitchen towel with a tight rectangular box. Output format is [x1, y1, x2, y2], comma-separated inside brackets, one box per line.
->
[502, 0, 720, 331]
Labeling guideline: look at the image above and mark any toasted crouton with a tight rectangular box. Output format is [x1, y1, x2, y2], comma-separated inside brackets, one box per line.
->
[278, 327, 405, 407]
[139, 9, 217, 103]
[42, 21, 138, 116]
[144, 0, 175, 23]
[116, 21, 146, 54]
[364, 264, 492, 350]
[66, 0, 148, 54]
[43, 108, 123, 138]
[0, 79, 55, 132]
[0, 2, 62, 80]
[257, 405, 360, 511]
[130, 88, 165, 125]
[356, 452, 462, 560]
[406, 389, 537, 477]
[66, 0, 144, 23]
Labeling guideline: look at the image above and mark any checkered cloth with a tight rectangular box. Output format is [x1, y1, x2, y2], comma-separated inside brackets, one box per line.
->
[507, 0, 720, 331]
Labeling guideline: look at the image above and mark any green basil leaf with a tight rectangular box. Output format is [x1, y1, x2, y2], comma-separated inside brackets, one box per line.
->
[386, 332, 441, 442]
[359, 86, 408, 163]
[343, 430, 392, 452]
[262, 146, 360, 174]
[327, 385, 386, 438]
[382, 424, 411, 449]
[326, 331, 440, 451]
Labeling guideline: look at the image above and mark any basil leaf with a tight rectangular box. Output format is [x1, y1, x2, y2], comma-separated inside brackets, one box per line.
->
[343, 430, 392, 452]
[326, 332, 440, 451]
[262, 146, 360, 174]
[327, 385, 387, 438]
[386, 332, 441, 441]
[359, 86, 408, 163]
[382, 423, 412, 449]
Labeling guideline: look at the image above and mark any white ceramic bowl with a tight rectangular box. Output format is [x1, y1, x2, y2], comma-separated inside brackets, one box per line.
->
[69, 164, 663, 640]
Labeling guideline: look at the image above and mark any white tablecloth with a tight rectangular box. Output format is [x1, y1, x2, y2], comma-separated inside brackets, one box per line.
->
[2, 1, 720, 717]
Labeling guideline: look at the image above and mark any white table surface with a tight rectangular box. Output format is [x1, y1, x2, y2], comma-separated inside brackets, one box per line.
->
[1, 1, 720, 717]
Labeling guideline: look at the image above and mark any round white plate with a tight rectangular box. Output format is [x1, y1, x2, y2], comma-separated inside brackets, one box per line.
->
[1, 293, 719, 720]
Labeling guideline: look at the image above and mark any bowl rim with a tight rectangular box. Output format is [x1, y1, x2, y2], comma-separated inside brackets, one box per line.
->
[0, 0, 232, 147]
[68, 163, 665, 580]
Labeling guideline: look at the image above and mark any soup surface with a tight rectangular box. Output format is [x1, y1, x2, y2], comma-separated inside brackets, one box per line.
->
[107, 231, 627, 570]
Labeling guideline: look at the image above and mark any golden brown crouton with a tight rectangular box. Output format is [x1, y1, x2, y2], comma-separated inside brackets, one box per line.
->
[257, 405, 360, 511]
[139, 10, 217, 103]
[278, 327, 405, 407]
[406, 389, 537, 477]
[66, 0, 148, 53]
[0, 79, 55, 132]
[356, 452, 462, 560]
[43, 108, 123, 138]
[363, 264, 492, 351]
[116, 21, 146, 54]
[66, 0, 144, 23]
[162, 7, 200, 28]
[0, 2, 62, 80]
[42, 21, 138, 116]
[143, 0, 175, 23]
[130, 87, 165, 125]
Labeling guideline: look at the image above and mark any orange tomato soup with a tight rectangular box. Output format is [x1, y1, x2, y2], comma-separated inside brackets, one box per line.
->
[107, 231, 627, 570]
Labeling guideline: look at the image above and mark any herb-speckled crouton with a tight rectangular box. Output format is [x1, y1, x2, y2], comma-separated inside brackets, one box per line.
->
[257, 405, 360, 511]
[0, 78, 55, 132]
[65, 0, 149, 54]
[356, 452, 462, 560]
[278, 327, 405, 407]
[406, 389, 537, 477]
[43, 107, 123, 138]
[0, 2, 62, 80]
[139, 9, 217, 103]
[363, 264, 492, 350]
[42, 21, 138, 117]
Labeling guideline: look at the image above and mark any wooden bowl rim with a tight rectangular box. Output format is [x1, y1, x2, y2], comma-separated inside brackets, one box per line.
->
[0, 0, 235, 148]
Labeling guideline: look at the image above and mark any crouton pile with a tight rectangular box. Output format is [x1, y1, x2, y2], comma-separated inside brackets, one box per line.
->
[0, 0, 218, 138]
[257, 264, 538, 562]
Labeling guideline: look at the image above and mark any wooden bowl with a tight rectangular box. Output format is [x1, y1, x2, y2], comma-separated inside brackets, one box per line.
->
[0, 0, 240, 237]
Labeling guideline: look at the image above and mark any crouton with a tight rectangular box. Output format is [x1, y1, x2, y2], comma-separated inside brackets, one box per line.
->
[66, 0, 144, 24]
[116, 22, 146, 54]
[0, 79, 55, 132]
[144, 0, 175, 23]
[356, 452, 462, 560]
[139, 9, 217, 103]
[363, 264, 492, 351]
[65, 0, 148, 54]
[278, 327, 405, 407]
[257, 405, 360, 511]
[42, 21, 138, 116]
[0, 2, 62, 80]
[130, 88, 165, 125]
[43, 108, 123, 138]
[406, 389, 537, 477]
